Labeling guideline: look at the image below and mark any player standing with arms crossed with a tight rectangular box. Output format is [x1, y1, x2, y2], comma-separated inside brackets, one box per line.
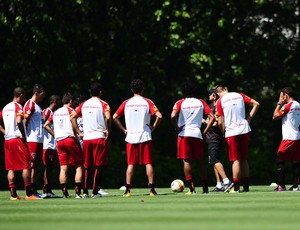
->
[273, 87, 300, 191]
[0, 87, 41, 200]
[73, 82, 111, 198]
[215, 85, 260, 193]
[171, 81, 214, 194]
[113, 79, 163, 197]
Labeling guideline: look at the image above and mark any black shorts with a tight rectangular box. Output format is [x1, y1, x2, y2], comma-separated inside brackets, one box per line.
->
[207, 142, 222, 165]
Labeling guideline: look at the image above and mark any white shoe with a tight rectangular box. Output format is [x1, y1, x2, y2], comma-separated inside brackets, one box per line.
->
[98, 189, 109, 195]
[91, 193, 102, 198]
[75, 194, 83, 199]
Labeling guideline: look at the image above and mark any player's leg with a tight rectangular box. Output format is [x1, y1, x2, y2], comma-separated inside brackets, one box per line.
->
[183, 159, 196, 194]
[74, 165, 83, 197]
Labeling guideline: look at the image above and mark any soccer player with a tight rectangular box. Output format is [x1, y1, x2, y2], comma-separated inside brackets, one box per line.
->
[113, 79, 162, 197]
[73, 82, 111, 198]
[23, 83, 46, 197]
[42, 95, 61, 198]
[171, 81, 214, 194]
[44, 92, 84, 198]
[0, 87, 41, 200]
[203, 88, 231, 192]
[273, 87, 300, 191]
[215, 85, 260, 193]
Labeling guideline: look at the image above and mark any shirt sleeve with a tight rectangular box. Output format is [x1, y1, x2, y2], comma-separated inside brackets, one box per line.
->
[200, 99, 212, 115]
[23, 100, 35, 120]
[115, 101, 127, 117]
[215, 98, 223, 116]
[239, 92, 252, 105]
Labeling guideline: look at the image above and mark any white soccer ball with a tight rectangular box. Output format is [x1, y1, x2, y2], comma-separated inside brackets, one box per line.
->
[171, 179, 185, 192]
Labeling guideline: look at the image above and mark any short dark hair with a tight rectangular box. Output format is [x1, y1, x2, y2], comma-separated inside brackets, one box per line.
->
[62, 92, 73, 105]
[281, 87, 294, 98]
[90, 82, 103, 96]
[13, 87, 24, 98]
[130, 79, 144, 94]
[181, 80, 197, 97]
[73, 95, 86, 108]
[33, 84, 45, 94]
[49, 95, 60, 103]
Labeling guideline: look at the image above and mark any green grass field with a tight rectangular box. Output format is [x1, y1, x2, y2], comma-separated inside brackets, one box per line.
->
[0, 185, 299, 230]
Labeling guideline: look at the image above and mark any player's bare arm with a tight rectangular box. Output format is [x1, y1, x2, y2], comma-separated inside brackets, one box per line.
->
[113, 113, 127, 134]
[247, 99, 260, 123]
[170, 110, 182, 133]
[104, 110, 112, 138]
[217, 115, 225, 136]
[202, 112, 215, 135]
[150, 111, 162, 132]
[44, 120, 55, 137]
[273, 92, 286, 120]
[71, 116, 83, 138]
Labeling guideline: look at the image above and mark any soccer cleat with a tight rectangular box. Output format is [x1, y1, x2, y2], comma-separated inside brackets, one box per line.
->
[75, 194, 84, 199]
[229, 187, 240, 193]
[150, 191, 158, 196]
[10, 196, 23, 200]
[123, 192, 132, 197]
[274, 185, 286, 191]
[33, 193, 44, 198]
[25, 195, 42, 200]
[210, 187, 224, 192]
[288, 186, 299, 191]
[91, 193, 102, 198]
[42, 192, 60, 198]
[98, 189, 109, 195]
[82, 194, 89, 198]
[185, 190, 196, 195]
[224, 182, 234, 192]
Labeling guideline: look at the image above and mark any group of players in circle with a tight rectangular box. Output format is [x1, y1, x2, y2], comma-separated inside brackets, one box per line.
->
[0, 79, 299, 200]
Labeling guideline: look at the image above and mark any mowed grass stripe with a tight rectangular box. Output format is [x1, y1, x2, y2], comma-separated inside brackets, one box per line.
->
[0, 186, 299, 230]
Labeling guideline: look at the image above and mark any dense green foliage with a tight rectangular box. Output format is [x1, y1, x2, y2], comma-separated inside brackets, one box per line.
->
[0, 0, 299, 189]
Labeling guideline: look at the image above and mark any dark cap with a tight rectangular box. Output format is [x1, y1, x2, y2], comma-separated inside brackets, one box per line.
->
[208, 88, 215, 94]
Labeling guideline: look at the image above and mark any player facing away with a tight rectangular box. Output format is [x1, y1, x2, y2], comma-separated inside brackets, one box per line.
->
[273, 87, 300, 191]
[42, 95, 61, 198]
[113, 79, 163, 197]
[44, 92, 84, 198]
[73, 82, 111, 198]
[215, 85, 260, 193]
[171, 81, 214, 194]
[203, 89, 231, 192]
[23, 83, 46, 197]
[0, 87, 41, 200]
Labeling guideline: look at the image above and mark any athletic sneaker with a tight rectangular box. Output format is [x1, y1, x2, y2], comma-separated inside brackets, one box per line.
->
[91, 193, 102, 198]
[274, 185, 286, 191]
[288, 186, 299, 191]
[210, 187, 224, 192]
[185, 190, 196, 195]
[224, 182, 234, 192]
[10, 196, 23, 200]
[98, 189, 109, 195]
[25, 195, 42, 200]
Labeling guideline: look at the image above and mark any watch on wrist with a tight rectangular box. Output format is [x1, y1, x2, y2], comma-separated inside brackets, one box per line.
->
[277, 101, 283, 106]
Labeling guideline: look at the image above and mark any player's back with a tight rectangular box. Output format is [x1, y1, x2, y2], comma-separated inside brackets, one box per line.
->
[2, 102, 23, 139]
[52, 106, 74, 141]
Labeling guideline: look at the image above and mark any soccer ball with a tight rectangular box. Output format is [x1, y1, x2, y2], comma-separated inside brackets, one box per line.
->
[171, 179, 185, 192]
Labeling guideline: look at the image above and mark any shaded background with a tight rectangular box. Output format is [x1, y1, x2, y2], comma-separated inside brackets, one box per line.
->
[0, 0, 299, 190]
